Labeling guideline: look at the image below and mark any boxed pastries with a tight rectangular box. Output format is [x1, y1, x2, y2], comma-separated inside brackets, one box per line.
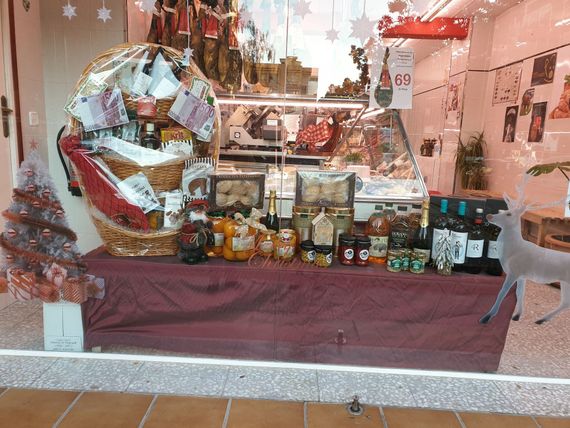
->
[295, 171, 356, 208]
[209, 173, 265, 211]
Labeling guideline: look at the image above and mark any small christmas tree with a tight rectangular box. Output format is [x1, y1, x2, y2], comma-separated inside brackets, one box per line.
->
[435, 233, 454, 276]
[0, 151, 87, 301]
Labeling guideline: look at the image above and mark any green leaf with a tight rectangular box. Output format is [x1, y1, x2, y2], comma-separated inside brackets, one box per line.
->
[527, 162, 570, 176]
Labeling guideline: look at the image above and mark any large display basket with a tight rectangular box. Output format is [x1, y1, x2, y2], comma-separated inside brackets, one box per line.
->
[61, 42, 221, 256]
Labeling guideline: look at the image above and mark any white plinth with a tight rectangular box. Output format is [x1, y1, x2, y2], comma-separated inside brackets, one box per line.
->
[43, 301, 84, 352]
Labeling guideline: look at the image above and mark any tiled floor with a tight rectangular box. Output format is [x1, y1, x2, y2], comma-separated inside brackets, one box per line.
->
[0, 354, 569, 417]
[0, 388, 569, 428]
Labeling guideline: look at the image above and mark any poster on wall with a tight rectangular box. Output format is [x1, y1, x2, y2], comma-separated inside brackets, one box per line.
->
[445, 74, 464, 129]
[369, 46, 414, 110]
[520, 89, 534, 116]
[549, 74, 570, 119]
[528, 102, 547, 143]
[531, 53, 557, 86]
[502, 106, 518, 142]
[492, 62, 522, 105]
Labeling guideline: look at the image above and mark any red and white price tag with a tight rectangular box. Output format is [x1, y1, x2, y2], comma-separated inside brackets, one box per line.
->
[369, 47, 414, 110]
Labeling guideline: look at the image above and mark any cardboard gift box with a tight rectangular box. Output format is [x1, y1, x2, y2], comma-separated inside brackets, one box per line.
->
[62, 277, 87, 304]
[7, 268, 38, 301]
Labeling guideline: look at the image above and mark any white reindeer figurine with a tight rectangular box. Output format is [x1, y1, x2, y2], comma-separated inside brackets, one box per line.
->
[480, 175, 570, 325]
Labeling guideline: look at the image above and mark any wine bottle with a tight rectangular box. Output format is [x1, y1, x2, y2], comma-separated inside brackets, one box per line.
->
[389, 206, 409, 250]
[141, 123, 160, 150]
[485, 211, 504, 276]
[451, 201, 469, 272]
[464, 208, 485, 274]
[374, 47, 394, 108]
[431, 199, 449, 264]
[265, 190, 279, 232]
[413, 199, 432, 263]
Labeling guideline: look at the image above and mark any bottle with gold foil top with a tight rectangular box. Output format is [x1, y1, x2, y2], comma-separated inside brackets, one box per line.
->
[265, 190, 279, 232]
[412, 200, 432, 263]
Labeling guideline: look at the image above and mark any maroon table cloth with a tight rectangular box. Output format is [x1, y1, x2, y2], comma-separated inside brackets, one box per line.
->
[82, 248, 516, 372]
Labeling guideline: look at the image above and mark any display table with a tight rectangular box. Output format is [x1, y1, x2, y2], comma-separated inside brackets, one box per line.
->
[82, 248, 516, 372]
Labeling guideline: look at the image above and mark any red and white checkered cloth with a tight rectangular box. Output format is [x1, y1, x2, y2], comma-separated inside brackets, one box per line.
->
[296, 119, 334, 151]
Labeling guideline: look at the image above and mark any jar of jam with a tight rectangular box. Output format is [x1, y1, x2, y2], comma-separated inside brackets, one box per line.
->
[355, 235, 371, 266]
[338, 234, 356, 266]
[315, 245, 333, 268]
[300, 240, 316, 263]
[274, 229, 297, 261]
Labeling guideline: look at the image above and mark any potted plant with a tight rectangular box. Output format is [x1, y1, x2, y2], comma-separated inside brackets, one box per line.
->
[455, 132, 489, 190]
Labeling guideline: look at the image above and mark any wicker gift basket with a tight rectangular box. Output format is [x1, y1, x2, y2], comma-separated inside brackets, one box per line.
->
[61, 42, 221, 256]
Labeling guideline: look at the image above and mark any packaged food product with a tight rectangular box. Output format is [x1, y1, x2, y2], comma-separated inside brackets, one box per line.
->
[223, 216, 256, 262]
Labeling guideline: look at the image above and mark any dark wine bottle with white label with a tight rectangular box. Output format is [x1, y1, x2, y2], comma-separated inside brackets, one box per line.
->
[450, 201, 469, 272]
[464, 208, 485, 274]
[431, 199, 449, 264]
[485, 212, 504, 276]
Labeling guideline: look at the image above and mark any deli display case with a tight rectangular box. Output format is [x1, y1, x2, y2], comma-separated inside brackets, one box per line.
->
[216, 95, 428, 221]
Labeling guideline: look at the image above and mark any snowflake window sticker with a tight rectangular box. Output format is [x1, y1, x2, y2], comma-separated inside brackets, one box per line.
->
[97, 0, 112, 23]
[62, 1, 77, 20]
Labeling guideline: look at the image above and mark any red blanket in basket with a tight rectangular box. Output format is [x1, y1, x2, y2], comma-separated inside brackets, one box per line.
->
[59, 135, 150, 232]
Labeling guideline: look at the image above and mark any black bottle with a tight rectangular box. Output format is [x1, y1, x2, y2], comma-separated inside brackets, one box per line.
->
[464, 208, 485, 274]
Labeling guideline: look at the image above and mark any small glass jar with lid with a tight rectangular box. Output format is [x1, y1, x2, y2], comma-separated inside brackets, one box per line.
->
[300, 240, 316, 263]
[338, 234, 356, 266]
[355, 235, 371, 267]
[315, 245, 333, 268]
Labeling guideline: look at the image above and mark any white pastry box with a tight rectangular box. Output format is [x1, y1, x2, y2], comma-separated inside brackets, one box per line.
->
[43, 301, 84, 352]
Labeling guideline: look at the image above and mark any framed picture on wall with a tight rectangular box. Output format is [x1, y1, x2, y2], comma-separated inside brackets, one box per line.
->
[492, 62, 522, 105]
[549, 74, 570, 119]
[531, 53, 557, 86]
[502, 106, 518, 142]
[528, 102, 547, 142]
[520, 89, 534, 116]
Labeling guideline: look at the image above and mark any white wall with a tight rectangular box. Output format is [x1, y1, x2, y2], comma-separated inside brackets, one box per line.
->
[13, 2, 48, 162]
[40, 0, 126, 252]
[480, 0, 570, 204]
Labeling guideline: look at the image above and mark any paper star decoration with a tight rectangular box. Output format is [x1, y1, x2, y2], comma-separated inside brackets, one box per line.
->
[294, 0, 311, 19]
[97, 2, 112, 22]
[325, 28, 339, 43]
[62, 2, 77, 20]
[139, 0, 157, 13]
[182, 47, 194, 66]
[350, 11, 375, 45]
[29, 139, 39, 151]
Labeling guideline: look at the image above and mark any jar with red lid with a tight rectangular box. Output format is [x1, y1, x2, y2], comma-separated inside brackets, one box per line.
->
[338, 234, 356, 266]
[355, 235, 371, 266]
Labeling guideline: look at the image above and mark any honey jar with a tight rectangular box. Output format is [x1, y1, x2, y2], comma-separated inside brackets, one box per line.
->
[300, 240, 316, 264]
[315, 245, 333, 268]
[258, 229, 277, 257]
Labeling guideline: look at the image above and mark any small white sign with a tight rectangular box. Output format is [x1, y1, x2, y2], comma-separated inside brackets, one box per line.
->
[45, 336, 83, 352]
[369, 46, 414, 110]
